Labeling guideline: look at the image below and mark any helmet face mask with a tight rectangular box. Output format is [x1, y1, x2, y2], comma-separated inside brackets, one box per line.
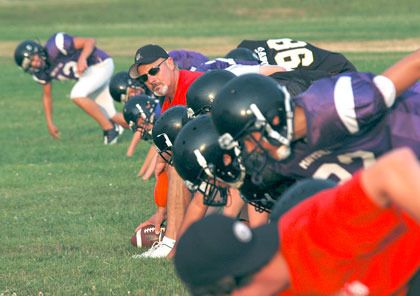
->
[186, 173, 229, 207]
[173, 115, 246, 206]
[123, 95, 159, 140]
[152, 106, 188, 164]
[154, 133, 174, 164]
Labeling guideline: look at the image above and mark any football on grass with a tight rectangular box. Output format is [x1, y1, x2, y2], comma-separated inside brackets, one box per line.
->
[130, 224, 165, 248]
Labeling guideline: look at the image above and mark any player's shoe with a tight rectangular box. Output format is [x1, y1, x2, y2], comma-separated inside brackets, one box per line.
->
[132, 241, 173, 259]
[103, 124, 121, 145]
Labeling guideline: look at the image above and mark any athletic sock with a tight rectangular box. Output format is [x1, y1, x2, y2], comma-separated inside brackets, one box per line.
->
[162, 236, 176, 248]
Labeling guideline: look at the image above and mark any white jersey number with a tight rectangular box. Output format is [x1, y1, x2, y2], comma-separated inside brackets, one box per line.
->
[313, 150, 376, 182]
[58, 61, 80, 80]
[266, 38, 314, 69]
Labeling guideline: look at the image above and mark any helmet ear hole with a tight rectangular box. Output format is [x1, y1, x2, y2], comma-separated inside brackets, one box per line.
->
[271, 115, 280, 126]
[223, 153, 232, 166]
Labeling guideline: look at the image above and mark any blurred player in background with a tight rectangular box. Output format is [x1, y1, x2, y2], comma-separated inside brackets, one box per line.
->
[14, 32, 128, 144]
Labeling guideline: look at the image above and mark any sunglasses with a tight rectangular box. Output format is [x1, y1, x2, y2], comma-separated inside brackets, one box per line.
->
[138, 58, 167, 83]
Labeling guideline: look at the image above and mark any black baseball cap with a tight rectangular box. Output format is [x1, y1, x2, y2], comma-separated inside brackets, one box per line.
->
[128, 44, 169, 79]
[270, 178, 337, 221]
[174, 214, 279, 288]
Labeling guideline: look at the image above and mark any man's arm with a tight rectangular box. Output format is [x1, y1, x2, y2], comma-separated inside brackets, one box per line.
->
[73, 36, 96, 75]
[177, 192, 208, 239]
[381, 49, 420, 96]
[42, 82, 60, 139]
[361, 148, 420, 221]
[154, 153, 168, 178]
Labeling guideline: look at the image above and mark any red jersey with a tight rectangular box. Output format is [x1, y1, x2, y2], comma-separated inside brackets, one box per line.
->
[278, 172, 420, 296]
[161, 70, 203, 112]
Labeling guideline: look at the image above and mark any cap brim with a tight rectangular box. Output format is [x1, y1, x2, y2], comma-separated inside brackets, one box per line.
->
[128, 63, 141, 79]
[230, 221, 279, 277]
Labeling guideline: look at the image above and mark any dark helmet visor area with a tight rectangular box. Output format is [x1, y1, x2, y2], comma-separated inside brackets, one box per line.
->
[196, 174, 229, 207]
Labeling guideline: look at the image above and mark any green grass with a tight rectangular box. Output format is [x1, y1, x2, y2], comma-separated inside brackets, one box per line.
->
[0, 0, 418, 294]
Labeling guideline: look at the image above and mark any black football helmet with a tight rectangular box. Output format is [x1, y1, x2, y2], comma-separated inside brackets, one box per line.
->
[225, 47, 260, 63]
[212, 73, 294, 157]
[14, 40, 48, 74]
[123, 95, 160, 139]
[239, 172, 295, 213]
[109, 71, 146, 103]
[211, 74, 295, 187]
[152, 106, 188, 164]
[186, 70, 236, 117]
[172, 114, 245, 206]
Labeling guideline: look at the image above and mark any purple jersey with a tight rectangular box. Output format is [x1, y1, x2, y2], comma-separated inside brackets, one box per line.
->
[169, 50, 209, 70]
[192, 58, 259, 72]
[32, 32, 110, 84]
[271, 72, 420, 182]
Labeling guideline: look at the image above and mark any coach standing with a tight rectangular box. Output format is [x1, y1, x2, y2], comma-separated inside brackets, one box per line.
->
[128, 44, 203, 258]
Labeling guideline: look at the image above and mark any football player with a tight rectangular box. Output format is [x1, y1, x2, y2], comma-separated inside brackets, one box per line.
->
[14, 33, 128, 144]
[210, 49, 420, 187]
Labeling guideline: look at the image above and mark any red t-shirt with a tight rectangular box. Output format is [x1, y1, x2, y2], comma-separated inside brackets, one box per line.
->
[278, 172, 420, 296]
[161, 70, 203, 113]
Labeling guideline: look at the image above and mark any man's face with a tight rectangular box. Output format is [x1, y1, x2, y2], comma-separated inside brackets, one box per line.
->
[127, 86, 145, 98]
[136, 117, 153, 134]
[242, 131, 282, 161]
[30, 54, 45, 71]
[138, 58, 173, 97]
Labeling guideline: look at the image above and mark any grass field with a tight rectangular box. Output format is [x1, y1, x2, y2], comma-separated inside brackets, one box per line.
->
[1, 0, 419, 295]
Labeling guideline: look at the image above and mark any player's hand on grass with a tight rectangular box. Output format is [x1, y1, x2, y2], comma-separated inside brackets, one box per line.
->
[47, 123, 60, 139]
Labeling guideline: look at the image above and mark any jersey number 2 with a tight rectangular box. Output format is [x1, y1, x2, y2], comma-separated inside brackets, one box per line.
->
[313, 150, 376, 182]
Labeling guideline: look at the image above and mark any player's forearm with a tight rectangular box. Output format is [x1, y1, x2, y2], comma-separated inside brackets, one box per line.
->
[223, 188, 245, 217]
[126, 131, 142, 157]
[177, 192, 208, 239]
[362, 148, 420, 221]
[42, 86, 54, 125]
[78, 38, 96, 61]
[382, 49, 420, 96]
